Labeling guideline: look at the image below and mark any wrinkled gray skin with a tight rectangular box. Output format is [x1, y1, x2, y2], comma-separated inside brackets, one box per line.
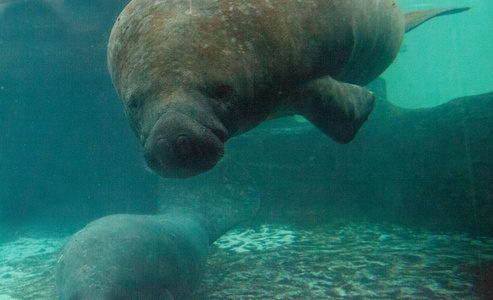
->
[107, 0, 467, 179]
[56, 1, 469, 299]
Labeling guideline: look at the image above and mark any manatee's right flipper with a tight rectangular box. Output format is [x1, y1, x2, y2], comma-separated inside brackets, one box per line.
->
[404, 7, 470, 33]
[298, 76, 375, 144]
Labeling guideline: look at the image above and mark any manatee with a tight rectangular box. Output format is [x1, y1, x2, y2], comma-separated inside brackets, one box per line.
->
[56, 213, 208, 299]
[107, 0, 469, 178]
[56, 159, 260, 299]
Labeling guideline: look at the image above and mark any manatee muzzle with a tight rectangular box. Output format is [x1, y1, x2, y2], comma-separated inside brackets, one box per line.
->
[144, 111, 227, 178]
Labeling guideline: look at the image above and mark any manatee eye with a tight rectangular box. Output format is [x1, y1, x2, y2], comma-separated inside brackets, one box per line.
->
[207, 84, 233, 100]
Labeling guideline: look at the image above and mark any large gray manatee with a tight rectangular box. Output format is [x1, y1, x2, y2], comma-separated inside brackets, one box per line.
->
[107, 0, 468, 179]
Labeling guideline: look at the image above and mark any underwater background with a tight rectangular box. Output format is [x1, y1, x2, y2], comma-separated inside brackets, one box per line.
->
[0, 0, 492, 298]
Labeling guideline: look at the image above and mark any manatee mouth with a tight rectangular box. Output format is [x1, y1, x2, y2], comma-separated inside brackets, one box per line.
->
[143, 112, 228, 178]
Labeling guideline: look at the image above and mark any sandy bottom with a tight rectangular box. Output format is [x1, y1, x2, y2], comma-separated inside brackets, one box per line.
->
[1, 222, 491, 299]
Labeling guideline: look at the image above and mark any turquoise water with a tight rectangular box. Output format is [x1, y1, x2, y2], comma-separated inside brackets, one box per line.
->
[387, 0, 493, 108]
[0, 0, 492, 299]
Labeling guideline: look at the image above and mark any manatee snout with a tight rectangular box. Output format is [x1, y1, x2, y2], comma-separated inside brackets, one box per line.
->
[144, 111, 228, 178]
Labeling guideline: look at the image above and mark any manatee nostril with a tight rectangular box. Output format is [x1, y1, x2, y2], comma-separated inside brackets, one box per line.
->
[176, 135, 192, 158]
[145, 113, 226, 177]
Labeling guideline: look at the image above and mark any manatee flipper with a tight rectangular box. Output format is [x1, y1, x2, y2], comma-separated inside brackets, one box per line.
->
[404, 7, 470, 33]
[298, 76, 375, 144]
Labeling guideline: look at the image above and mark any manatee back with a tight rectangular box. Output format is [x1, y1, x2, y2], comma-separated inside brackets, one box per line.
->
[107, 0, 406, 99]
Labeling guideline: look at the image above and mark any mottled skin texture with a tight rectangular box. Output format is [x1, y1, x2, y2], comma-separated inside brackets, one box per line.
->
[108, 0, 406, 178]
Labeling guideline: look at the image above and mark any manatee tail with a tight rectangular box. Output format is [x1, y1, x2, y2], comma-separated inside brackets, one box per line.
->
[405, 7, 470, 33]
[158, 156, 260, 244]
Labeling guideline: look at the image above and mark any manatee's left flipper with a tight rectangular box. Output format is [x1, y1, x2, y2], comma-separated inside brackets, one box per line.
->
[297, 76, 375, 144]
